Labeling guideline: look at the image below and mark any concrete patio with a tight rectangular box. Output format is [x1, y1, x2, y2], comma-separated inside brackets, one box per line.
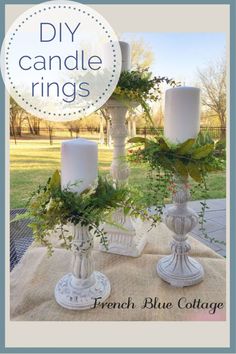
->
[188, 198, 226, 257]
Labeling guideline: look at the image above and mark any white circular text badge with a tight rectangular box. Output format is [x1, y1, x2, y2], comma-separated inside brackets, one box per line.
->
[1, 0, 121, 121]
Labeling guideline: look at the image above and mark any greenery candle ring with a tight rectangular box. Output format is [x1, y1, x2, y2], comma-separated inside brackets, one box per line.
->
[14, 170, 159, 255]
[128, 131, 226, 243]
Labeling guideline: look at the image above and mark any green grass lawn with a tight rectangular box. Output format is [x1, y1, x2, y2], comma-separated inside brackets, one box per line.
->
[10, 139, 226, 209]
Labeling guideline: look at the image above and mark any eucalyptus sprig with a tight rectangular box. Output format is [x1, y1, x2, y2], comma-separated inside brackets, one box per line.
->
[14, 170, 159, 254]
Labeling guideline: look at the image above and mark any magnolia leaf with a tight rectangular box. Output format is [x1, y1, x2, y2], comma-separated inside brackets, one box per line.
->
[128, 137, 148, 145]
[204, 164, 217, 172]
[195, 131, 214, 146]
[196, 131, 214, 145]
[49, 169, 61, 190]
[192, 144, 214, 159]
[215, 139, 226, 150]
[158, 155, 173, 170]
[157, 137, 170, 152]
[187, 162, 202, 182]
[174, 160, 188, 178]
[205, 166, 215, 172]
[204, 132, 214, 144]
[176, 139, 196, 155]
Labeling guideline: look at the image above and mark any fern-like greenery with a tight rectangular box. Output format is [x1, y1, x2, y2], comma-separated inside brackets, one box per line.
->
[14, 171, 159, 254]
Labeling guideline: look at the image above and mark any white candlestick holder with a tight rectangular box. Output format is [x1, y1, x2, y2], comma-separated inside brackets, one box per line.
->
[55, 223, 110, 310]
[156, 177, 204, 287]
[100, 98, 148, 257]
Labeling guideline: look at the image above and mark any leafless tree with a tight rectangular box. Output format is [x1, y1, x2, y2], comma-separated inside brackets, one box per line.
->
[44, 121, 54, 145]
[129, 39, 154, 71]
[198, 58, 226, 139]
[27, 116, 41, 135]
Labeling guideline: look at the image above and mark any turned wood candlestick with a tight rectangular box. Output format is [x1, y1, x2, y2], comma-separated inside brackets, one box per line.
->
[100, 98, 147, 257]
[55, 223, 111, 310]
[157, 177, 204, 287]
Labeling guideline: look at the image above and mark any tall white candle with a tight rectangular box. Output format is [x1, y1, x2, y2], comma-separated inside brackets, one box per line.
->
[164, 87, 201, 143]
[61, 138, 98, 194]
[119, 41, 131, 72]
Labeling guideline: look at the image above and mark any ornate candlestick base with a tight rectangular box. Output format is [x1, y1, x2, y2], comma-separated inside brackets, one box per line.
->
[55, 224, 111, 310]
[55, 271, 110, 310]
[156, 178, 204, 287]
[156, 244, 204, 288]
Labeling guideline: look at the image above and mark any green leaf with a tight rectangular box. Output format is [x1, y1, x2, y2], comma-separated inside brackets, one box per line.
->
[48, 169, 61, 190]
[204, 132, 214, 144]
[174, 160, 188, 178]
[11, 212, 31, 222]
[176, 138, 195, 155]
[157, 155, 173, 170]
[128, 137, 148, 145]
[192, 143, 214, 159]
[124, 206, 130, 215]
[187, 162, 202, 182]
[157, 137, 170, 152]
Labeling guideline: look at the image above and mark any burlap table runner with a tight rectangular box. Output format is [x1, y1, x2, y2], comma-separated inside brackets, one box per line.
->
[10, 223, 226, 321]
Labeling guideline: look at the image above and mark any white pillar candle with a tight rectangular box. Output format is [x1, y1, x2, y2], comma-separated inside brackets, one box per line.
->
[61, 138, 98, 194]
[164, 87, 201, 143]
[119, 41, 131, 72]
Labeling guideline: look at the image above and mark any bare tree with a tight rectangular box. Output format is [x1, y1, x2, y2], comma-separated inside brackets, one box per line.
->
[129, 39, 154, 71]
[198, 58, 226, 138]
[44, 121, 55, 145]
[27, 116, 41, 135]
[64, 121, 81, 138]
[10, 97, 25, 143]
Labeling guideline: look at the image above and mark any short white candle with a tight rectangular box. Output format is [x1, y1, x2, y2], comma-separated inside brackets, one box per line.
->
[61, 138, 98, 194]
[119, 41, 131, 72]
[164, 87, 201, 143]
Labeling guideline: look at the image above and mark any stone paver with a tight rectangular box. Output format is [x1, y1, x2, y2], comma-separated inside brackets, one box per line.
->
[188, 199, 226, 257]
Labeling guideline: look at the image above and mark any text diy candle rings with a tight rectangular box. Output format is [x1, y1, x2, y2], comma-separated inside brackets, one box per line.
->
[18, 23, 103, 103]
[2, 2, 122, 120]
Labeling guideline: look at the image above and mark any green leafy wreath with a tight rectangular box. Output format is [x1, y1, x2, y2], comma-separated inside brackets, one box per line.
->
[15, 171, 159, 254]
[128, 132, 226, 244]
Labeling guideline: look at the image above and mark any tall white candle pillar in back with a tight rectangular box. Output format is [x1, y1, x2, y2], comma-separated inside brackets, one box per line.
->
[164, 87, 201, 143]
[119, 41, 131, 72]
[61, 138, 98, 194]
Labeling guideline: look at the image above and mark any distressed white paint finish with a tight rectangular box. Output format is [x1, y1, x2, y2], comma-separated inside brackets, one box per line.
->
[55, 224, 111, 310]
[157, 179, 204, 287]
[100, 98, 147, 257]
[101, 209, 148, 257]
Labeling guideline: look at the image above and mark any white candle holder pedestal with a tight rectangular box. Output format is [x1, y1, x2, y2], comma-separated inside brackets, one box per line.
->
[157, 177, 204, 287]
[55, 223, 111, 310]
[100, 98, 148, 257]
